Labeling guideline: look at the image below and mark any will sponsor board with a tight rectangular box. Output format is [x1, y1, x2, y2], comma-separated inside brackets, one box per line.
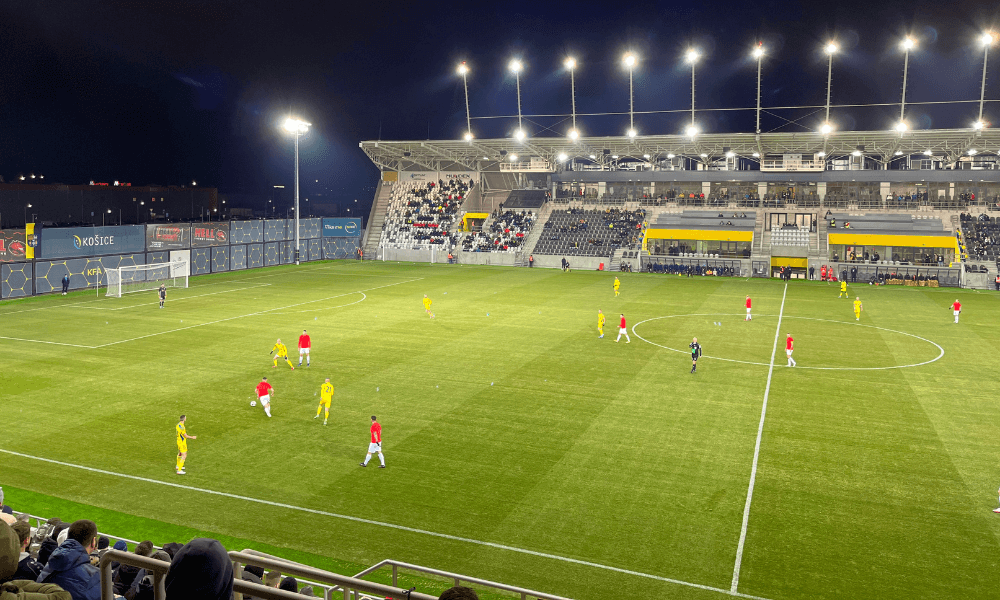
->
[0, 229, 28, 263]
[39, 225, 146, 259]
[191, 223, 229, 247]
[322, 218, 362, 237]
[146, 224, 190, 250]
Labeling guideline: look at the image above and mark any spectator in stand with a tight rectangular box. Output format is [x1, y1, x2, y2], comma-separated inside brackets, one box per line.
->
[36, 519, 101, 600]
[11, 521, 43, 581]
[2, 520, 72, 599]
[279, 577, 298, 593]
[265, 571, 280, 588]
[440, 586, 479, 600]
[163, 538, 233, 600]
[37, 523, 69, 567]
[114, 540, 153, 595]
[299, 585, 316, 596]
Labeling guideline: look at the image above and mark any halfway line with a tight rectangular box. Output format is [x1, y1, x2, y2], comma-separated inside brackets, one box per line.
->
[731, 283, 786, 593]
[0, 449, 770, 600]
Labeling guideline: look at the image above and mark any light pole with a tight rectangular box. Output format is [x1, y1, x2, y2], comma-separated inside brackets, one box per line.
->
[283, 117, 311, 265]
[753, 44, 764, 134]
[898, 37, 916, 132]
[976, 32, 995, 129]
[686, 49, 700, 136]
[823, 42, 838, 133]
[623, 52, 637, 138]
[565, 57, 579, 139]
[509, 59, 525, 140]
[457, 62, 473, 140]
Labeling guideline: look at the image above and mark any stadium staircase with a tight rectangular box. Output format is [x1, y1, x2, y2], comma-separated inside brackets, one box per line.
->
[518, 202, 554, 264]
[362, 181, 392, 259]
[753, 211, 766, 256]
[608, 248, 626, 271]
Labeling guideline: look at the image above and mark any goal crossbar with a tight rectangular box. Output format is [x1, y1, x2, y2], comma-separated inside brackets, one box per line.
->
[105, 260, 189, 298]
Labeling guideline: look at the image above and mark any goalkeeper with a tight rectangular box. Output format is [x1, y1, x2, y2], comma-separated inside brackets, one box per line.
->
[270, 339, 295, 370]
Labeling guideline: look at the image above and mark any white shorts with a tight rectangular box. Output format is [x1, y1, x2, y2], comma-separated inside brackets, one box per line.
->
[368, 442, 382, 453]
[619, 327, 627, 334]
[259, 394, 270, 405]
[299, 348, 310, 355]
[785, 349, 793, 356]
[746, 307, 751, 313]
[953, 310, 960, 316]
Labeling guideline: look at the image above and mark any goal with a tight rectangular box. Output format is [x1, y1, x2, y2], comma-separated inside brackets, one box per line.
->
[105, 260, 189, 298]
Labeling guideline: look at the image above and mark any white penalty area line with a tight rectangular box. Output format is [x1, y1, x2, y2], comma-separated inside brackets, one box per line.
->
[731, 284, 786, 593]
[72, 284, 273, 311]
[0, 449, 772, 600]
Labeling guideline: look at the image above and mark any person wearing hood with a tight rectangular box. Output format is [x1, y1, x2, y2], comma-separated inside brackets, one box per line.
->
[37, 523, 69, 567]
[164, 538, 233, 600]
[36, 520, 101, 600]
[1, 520, 72, 599]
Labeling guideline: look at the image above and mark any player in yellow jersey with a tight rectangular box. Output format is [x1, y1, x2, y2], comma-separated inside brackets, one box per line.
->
[175, 415, 197, 475]
[853, 296, 863, 321]
[423, 294, 435, 319]
[613, 277, 620, 297]
[315, 378, 334, 425]
[598, 309, 606, 338]
[839, 280, 848, 298]
[270, 339, 295, 369]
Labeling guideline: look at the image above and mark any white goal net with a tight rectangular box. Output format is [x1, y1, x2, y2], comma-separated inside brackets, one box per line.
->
[105, 260, 189, 298]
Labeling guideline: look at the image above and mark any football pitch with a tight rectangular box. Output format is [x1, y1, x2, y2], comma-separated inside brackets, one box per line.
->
[2, 260, 1000, 599]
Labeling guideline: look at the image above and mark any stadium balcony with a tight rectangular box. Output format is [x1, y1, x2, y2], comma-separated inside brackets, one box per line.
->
[378, 179, 471, 252]
[461, 209, 535, 253]
[959, 212, 1000, 262]
[531, 207, 645, 258]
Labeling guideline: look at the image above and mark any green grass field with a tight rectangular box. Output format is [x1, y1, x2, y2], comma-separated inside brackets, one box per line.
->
[2, 260, 1000, 599]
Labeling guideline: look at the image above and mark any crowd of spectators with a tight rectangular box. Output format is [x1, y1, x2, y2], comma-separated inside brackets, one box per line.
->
[644, 261, 740, 277]
[462, 210, 535, 253]
[959, 212, 1000, 261]
[381, 179, 471, 250]
[0, 490, 317, 599]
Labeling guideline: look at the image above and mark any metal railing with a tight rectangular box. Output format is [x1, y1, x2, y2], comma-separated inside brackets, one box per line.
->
[230, 551, 438, 600]
[354, 559, 570, 600]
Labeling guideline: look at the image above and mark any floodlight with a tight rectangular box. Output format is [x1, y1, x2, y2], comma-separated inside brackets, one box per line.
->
[284, 117, 311, 134]
[968, 149, 978, 155]
[568, 128, 579, 140]
[457, 62, 469, 75]
[895, 121, 908, 132]
[825, 43, 838, 54]
[611, 155, 619, 159]
[514, 128, 526, 141]
[852, 150, 862, 156]
[984, 32, 996, 46]
[699, 153, 708, 158]
[726, 151, 735, 158]
[686, 49, 700, 63]
[627, 128, 637, 138]
[685, 124, 699, 137]
[508, 59, 522, 73]
[623, 52, 636, 68]
[589, 154, 596, 159]
[557, 152, 568, 162]
[464, 132, 473, 141]
[923, 150, 933, 155]
[817, 151, 826, 157]
[643, 154, 650, 159]
[752, 46, 764, 59]
[973, 120, 985, 130]
[564, 57, 576, 70]
[752, 152, 760, 157]
[666, 153, 676, 159]
[192, 181, 197, 186]
[894, 150, 903, 156]
[509, 153, 518, 161]
[901, 37, 915, 50]
[820, 123, 833, 134]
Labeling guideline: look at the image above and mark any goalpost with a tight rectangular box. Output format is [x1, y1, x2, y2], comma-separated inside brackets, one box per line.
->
[105, 260, 189, 298]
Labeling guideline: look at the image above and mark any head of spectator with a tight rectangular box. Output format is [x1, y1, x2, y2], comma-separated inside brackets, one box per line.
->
[135, 540, 154, 557]
[113, 540, 128, 552]
[279, 576, 298, 592]
[439, 586, 479, 600]
[11, 520, 42, 582]
[161, 542, 183, 558]
[67, 520, 98, 553]
[0, 506, 11, 516]
[96, 537, 109, 551]
[150, 550, 171, 562]
[243, 565, 265, 580]
[35, 519, 101, 599]
[265, 570, 281, 587]
[0, 520, 18, 583]
[164, 538, 233, 600]
[299, 585, 316, 596]
[0, 514, 13, 527]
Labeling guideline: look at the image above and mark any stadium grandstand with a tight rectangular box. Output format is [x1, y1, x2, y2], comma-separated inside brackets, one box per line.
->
[356, 127, 1000, 284]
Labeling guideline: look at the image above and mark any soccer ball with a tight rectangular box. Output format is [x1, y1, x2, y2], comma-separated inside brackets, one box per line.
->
[250, 400, 257, 407]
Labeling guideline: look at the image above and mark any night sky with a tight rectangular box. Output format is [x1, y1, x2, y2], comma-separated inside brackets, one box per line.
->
[0, 0, 996, 215]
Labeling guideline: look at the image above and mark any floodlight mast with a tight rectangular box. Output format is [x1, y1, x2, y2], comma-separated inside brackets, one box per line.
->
[458, 62, 472, 140]
[753, 44, 764, 134]
[979, 32, 995, 127]
[565, 57, 578, 138]
[509, 59, 524, 139]
[283, 117, 310, 265]
[624, 52, 637, 137]
[899, 37, 916, 131]
[686, 49, 699, 129]
[824, 42, 838, 131]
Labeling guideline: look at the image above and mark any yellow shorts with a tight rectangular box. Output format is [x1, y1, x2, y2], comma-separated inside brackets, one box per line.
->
[177, 441, 187, 454]
[319, 398, 331, 407]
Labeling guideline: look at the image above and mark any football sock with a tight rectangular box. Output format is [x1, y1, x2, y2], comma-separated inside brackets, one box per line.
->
[316, 406, 322, 417]
[324, 408, 329, 420]
[378, 453, 385, 466]
[307, 358, 310, 365]
[176, 456, 181, 470]
[286, 359, 294, 368]
[178, 458, 185, 470]
[363, 455, 371, 466]
[264, 405, 271, 417]
[272, 358, 277, 367]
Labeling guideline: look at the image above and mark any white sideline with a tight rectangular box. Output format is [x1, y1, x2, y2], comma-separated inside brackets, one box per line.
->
[0, 448, 771, 600]
[731, 283, 787, 593]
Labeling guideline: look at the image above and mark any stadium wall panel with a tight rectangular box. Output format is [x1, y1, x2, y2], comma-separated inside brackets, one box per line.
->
[146, 251, 169, 264]
[230, 220, 263, 244]
[264, 220, 290, 242]
[190, 247, 211, 275]
[264, 242, 280, 266]
[248, 244, 264, 269]
[34, 253, 146, 293]
[309, 238, 322, 261]
[212, 246, 230, 272]
[281, 241, 294, 264]
[230, 244, 247, 270]
[1, 262, 32, 298]
[323, 237, 361, 259]
[300, 218, 322, 239]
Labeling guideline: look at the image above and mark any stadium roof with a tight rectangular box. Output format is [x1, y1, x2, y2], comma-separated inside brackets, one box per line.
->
[360, 129, 1000, 173]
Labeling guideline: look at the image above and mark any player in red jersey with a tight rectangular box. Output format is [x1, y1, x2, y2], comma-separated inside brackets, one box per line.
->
[615, 314, 631, 343]
[360, 415, 385, 468]
[951, 299, 962, 323]
[298, 329, 311, 367]
[255, 377, 274, 418]
[745, 296, 752, 321]
[785, 334, 796, 367]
